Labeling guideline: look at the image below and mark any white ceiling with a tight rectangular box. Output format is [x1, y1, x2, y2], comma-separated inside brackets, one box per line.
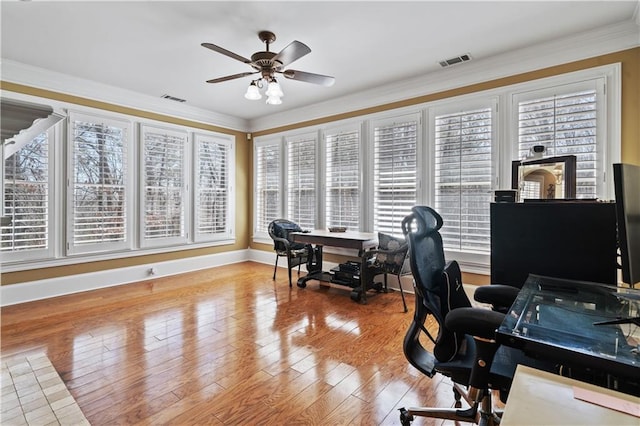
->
[1, 1, 638, 124]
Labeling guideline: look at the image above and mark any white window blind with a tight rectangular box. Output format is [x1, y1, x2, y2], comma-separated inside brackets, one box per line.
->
[255, 141, 281, 234]
[373, 117, 418, 236]
[517, 88, 598, 198]
[141, 125, 188, 246]
[434, 107, 493, 253]
[286, 134, 316, 230]
[194, 133, 234, 242]
[325, 128, 360, 230]
[1, 132, 50, 258]
[68, 113, 130, 254]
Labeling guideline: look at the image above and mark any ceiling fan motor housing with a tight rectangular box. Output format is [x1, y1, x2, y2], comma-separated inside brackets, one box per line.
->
[251, 51, 281, 68]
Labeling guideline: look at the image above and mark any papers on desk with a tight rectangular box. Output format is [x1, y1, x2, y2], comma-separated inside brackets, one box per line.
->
[573, 386, 640, 418]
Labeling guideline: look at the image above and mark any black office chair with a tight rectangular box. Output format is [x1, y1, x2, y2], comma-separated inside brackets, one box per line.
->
[361, 232, 410, 312]
[398, 206, 556, 426]
[268, 219, 312, 287]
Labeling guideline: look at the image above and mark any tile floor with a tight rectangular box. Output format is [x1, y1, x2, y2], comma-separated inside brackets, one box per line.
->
[1, 353, 89, 426]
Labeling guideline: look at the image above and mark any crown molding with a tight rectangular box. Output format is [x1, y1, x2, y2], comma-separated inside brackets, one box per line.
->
[248, 19, 640, 132]
[0, 60, 249, 132]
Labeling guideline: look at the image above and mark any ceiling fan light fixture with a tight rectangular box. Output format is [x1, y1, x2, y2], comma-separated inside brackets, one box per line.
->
[265, 79, 284, 98]
[265, 94, 282, 105]
[244, 80, 262, 100]
[203, 31, 334, 106]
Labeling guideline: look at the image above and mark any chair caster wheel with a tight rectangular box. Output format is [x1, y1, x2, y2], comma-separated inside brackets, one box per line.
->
[350, 289, 362, 302]
[399, 408, 413, 426]
[372, 281, 383, 292]
[297, 281, 306, 288]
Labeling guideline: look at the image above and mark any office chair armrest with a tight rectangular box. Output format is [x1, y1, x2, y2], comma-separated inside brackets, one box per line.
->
[445, 307, 505, 341]
[474, 285, 520, 312]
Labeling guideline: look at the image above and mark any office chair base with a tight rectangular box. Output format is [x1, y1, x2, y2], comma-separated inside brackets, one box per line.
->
[399, 405, 479, 425]
[399, 385, 501, 426]
[399, 405, 500, 426]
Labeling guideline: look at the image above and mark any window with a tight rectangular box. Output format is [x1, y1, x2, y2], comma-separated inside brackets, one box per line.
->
[372, 115, 418, 236]
[1, 131, 52, 261]
[434, 106, 494, 253]
[140, 125, 188, 247]
[325, 127, 360, 230]
[193, 133, 235, 242]
[67, 112, 132, 255]
[515, 81, 603, 198]
[285, 133, 317, 230]
[254, 139, 282, 235]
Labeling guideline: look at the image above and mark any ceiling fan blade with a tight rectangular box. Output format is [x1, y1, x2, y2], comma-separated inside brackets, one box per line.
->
[272, 41, 311, 67]
[201, 42, 252, 64]
[206, 71, 258, 84]
[282, 69, 335, 87]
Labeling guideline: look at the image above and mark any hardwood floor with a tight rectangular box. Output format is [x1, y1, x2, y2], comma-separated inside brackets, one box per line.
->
[1, 261, 460, 425]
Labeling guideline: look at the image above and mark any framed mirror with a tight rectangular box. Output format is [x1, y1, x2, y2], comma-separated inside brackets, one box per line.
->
[511, 155, 576, 201]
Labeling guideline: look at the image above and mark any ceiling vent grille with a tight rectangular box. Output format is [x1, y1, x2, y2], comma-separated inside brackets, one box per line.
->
[161, 94, 187, 103]
[439, 53, 472, 68]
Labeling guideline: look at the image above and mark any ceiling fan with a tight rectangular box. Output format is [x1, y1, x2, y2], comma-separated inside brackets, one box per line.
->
[201, 31, 335, 104]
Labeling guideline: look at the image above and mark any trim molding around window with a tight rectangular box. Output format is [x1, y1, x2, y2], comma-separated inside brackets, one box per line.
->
[1, 128, 55, 262]
[139, 124, 190, 248]
[285, 132, 318, 230]
[430, 99, 497, 257]
[370, 113, 420, 237]
[193, 132, 235, 243]
[66, 111, 134, 255]
[253, 137, 283, 240]
[324, 124, 362, 231]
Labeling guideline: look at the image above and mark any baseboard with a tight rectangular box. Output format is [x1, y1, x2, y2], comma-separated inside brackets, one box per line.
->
[2, 248, 420, 306]
[0, 249, 249, 307]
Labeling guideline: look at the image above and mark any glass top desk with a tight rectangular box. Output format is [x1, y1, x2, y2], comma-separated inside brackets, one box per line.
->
[496, 274, 640, 395]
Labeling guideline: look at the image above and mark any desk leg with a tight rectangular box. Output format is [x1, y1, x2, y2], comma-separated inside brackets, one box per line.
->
[348, 251, 369, 305]
[297, 245, 324, 288]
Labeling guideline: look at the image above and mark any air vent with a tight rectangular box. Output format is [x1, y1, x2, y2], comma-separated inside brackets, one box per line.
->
[439, 53, 472, 68]
[161, 94, 187, 103]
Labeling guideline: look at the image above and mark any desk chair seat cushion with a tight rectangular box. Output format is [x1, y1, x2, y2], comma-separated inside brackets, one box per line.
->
[369, 232, 409, 275]
[373, 233, 408, 274]
[271, 220, 307, 252]
[436, 335, 551, 401]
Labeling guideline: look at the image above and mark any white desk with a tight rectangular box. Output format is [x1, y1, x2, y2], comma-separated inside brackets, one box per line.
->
[502, 365, 640, 425]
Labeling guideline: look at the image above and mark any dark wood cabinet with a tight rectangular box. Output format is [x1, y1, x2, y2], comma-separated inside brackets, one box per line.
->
[490, 201, 618, 287]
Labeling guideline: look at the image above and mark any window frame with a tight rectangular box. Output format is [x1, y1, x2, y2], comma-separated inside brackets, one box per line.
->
[510, 79, 607, 198]
[253, 137, 283, 242]
[66, 110, 134, 256]
[369, 112, 421, 237]
[322, 123, 364, 231]
[284, 131, 318, 230]
[192, 131, 236, 243]
[1, 127, 56, 262]
[428, 97, 498, 263]
[139, 123, 190, 249]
